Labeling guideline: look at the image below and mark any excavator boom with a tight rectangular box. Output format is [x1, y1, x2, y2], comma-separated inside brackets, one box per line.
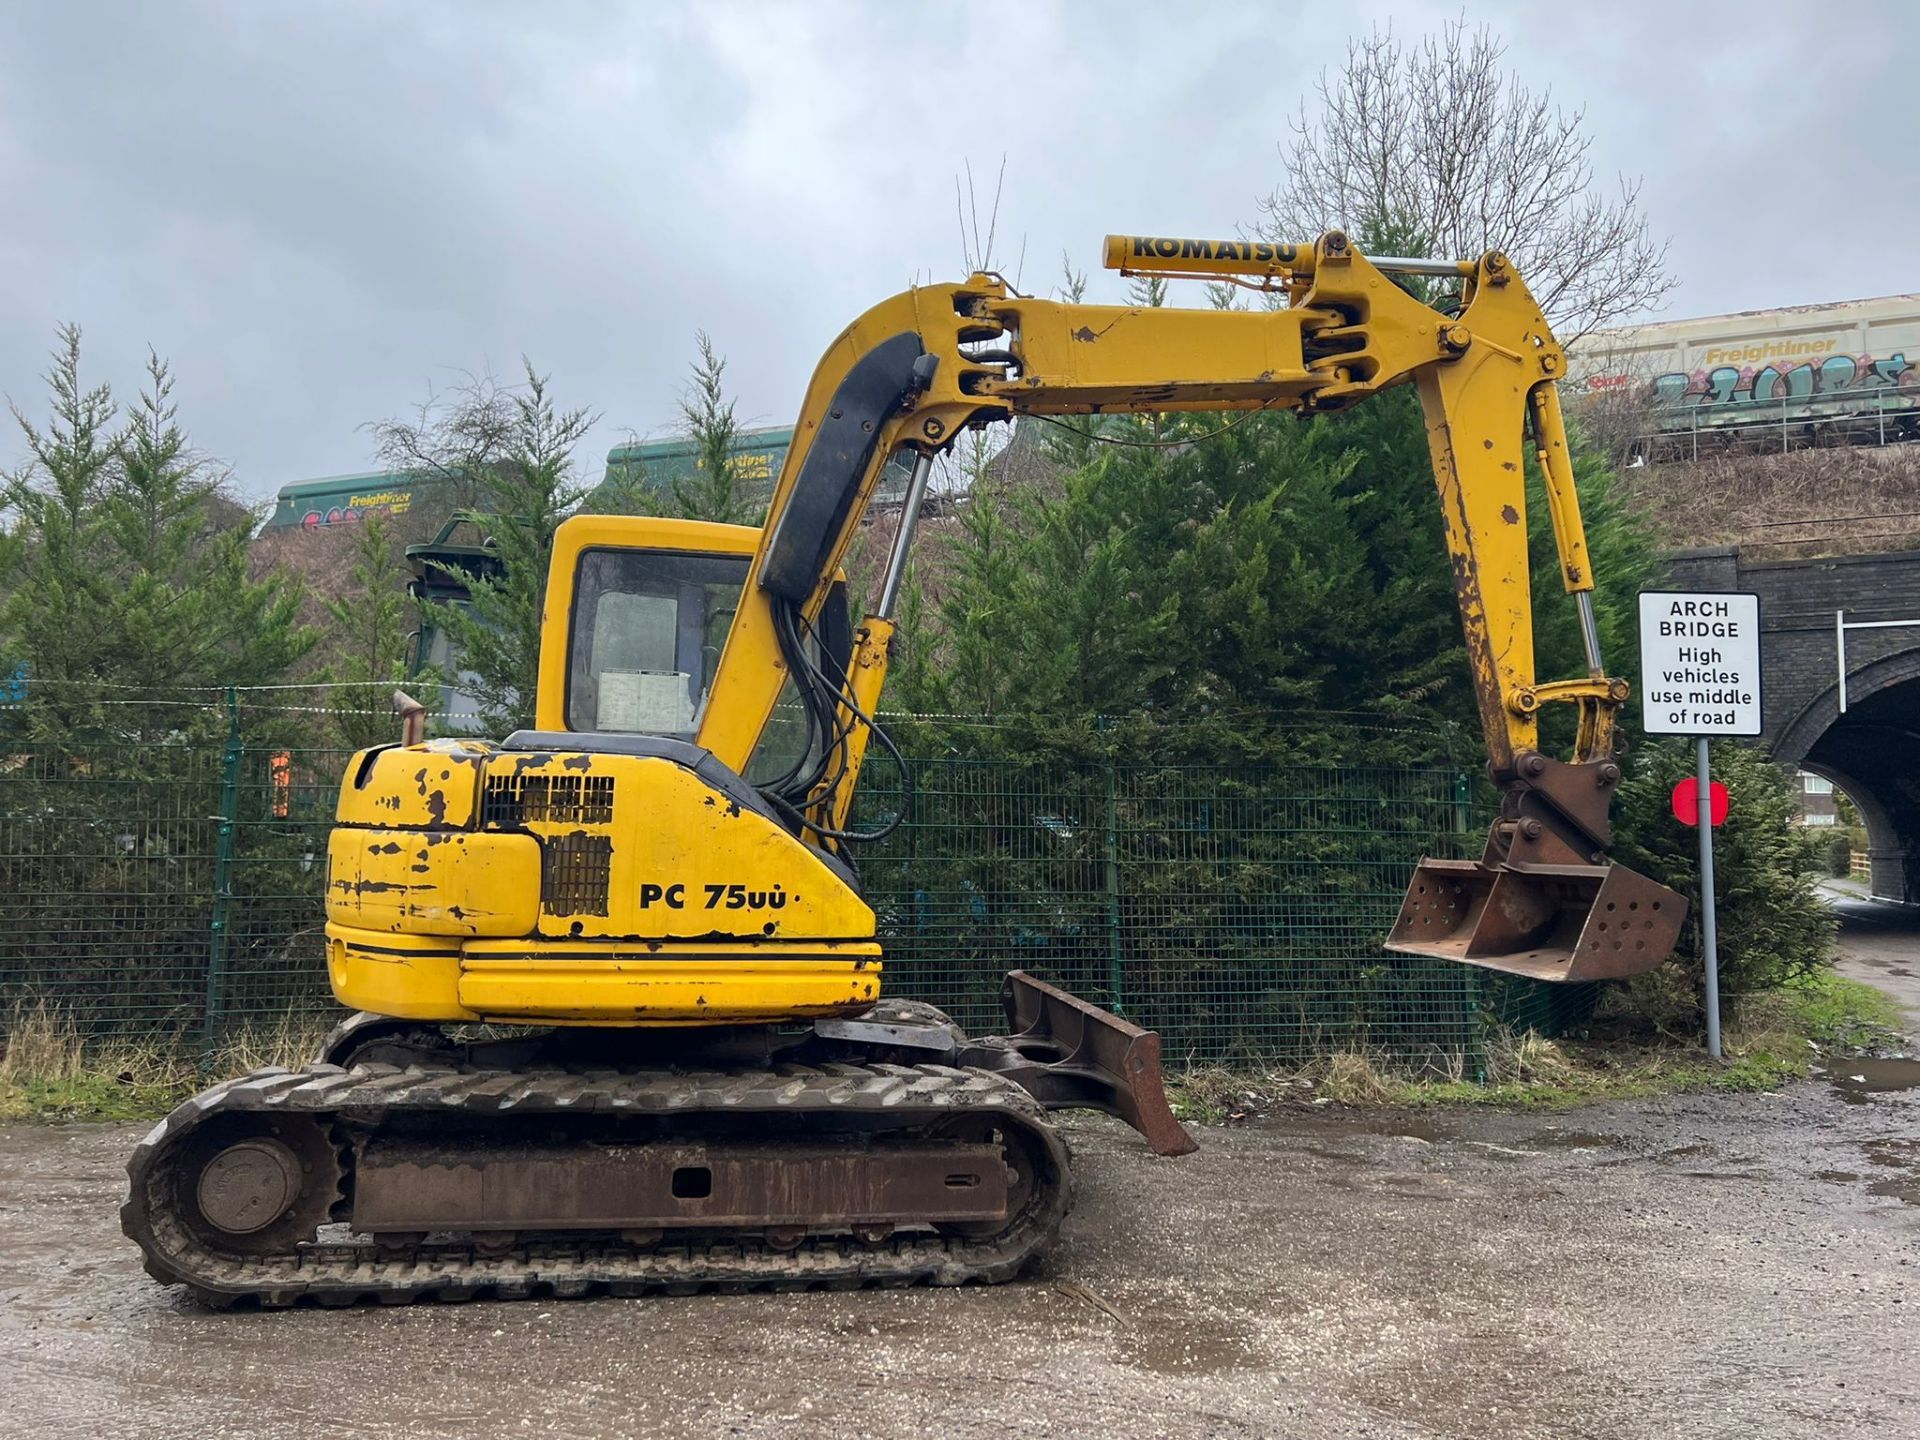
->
[695, 230, 1684, 983]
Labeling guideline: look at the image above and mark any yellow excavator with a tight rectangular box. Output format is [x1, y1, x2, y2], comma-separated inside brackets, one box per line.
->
[124, 232, 1685, 1306]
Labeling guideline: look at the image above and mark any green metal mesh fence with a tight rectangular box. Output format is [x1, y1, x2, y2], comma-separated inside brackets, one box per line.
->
[0, 723, 349, 1044]
[856, 758, 1491, 1065]
[0, 701, 1585, 1072]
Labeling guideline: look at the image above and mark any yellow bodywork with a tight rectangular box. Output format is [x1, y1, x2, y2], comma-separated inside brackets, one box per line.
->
[326, 735, 881, 1024]
[327, 513, 880, 1026]
[328, 232, 1650, 1028]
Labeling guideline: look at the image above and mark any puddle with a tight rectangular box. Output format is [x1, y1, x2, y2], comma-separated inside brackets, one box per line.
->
[1861, 1137, 1920, 1169]
[1816, 1057, 1920, 1103]
[1112, 1316, 1260, 1377]
[1857, 1138, 1920, 1206]
[1297, 1115, 1457, 1145]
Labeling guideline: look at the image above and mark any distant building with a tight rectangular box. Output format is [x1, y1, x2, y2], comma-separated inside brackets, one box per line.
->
[1796, 770, 1838, 827]
[600, 426, 921, 513]
[260, 421, 931, 538]
[259, 424, 926, 731]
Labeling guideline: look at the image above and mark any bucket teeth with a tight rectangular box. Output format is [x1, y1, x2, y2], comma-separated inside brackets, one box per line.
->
[1387, 857, 1688, 983]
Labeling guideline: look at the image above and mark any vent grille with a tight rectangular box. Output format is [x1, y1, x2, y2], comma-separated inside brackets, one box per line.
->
[541, 835, 613, 917]
[483, 773, 615, 828]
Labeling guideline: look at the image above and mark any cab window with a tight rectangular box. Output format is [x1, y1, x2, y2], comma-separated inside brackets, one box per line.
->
[567, 549, 743, 737]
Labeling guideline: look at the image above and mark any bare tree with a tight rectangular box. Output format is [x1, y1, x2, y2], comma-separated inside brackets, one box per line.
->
[955, 155, 1026, 285]
[1259, 18, 1670, 339]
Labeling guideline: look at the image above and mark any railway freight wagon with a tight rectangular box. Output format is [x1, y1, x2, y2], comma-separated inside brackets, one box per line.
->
[1573, 294, 1920, 458]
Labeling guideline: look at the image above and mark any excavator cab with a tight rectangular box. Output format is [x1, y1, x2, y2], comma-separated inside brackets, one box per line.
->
[563, 545, 749, 738]
[558, 528, 854, 785]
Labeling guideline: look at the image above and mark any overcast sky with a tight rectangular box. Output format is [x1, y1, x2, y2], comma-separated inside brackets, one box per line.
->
[0, 1, 1913, 504]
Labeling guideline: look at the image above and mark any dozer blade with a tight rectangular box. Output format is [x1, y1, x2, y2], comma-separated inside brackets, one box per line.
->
[1386, 857, 1688, 983]
[959, 971, 1198, 1157]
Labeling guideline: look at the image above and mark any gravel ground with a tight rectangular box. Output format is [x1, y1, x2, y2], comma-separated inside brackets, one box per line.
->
[4, 910, 1918, 1439]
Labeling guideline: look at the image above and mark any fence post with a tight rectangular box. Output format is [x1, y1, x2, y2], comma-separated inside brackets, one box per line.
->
[1103, 757, 1125, 1015]
[202, 687, 242, 1051]
[1455, 770, 1488, 1081]
[1466, 974, 1490, 1084]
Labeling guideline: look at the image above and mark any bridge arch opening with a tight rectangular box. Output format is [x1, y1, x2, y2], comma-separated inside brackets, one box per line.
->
[1783, 655, 1920, 902]
[1800, 762, 1885, 888]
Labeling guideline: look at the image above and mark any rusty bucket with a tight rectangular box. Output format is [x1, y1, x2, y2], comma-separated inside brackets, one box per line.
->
[1386, 857, 1688, 983]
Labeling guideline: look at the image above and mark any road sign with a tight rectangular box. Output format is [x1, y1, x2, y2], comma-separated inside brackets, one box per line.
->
[1671, 777, 1728, 827]
[1636, 590, 1763, 738]
[1637, 589, 1763, 1065]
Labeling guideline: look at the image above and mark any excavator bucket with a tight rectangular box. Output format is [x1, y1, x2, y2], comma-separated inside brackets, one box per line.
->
[1387, 856, 1688, 984]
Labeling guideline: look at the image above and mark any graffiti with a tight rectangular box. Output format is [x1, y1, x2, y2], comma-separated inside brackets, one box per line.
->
[297, 489, 415, 527]
[1648, 352, 1917, 412]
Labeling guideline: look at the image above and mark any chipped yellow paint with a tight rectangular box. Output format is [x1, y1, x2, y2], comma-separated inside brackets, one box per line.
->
[326, 740, 876, 1023]
[334, 738, 493, 830]
[325, 828, 540, 937]
[456, 947, 882, 1025]
[326, 929, 479, 1020]
[497, 753, 879, 942]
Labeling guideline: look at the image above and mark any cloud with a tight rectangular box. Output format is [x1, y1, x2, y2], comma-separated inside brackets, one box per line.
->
[0, 1, 1911, 503]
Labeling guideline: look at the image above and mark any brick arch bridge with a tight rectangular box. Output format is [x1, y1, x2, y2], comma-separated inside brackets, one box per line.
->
[1664, 547, 1920, 901]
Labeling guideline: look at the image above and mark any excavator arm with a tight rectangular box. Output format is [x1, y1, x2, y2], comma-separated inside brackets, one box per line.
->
[694, 232, 1685, 983]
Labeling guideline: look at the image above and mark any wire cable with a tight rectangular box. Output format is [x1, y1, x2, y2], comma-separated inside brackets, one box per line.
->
[1025, 400, 1286, 451]
[754, 600, 913, 846]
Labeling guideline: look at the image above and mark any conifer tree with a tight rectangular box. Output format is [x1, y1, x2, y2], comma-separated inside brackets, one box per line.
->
[319, 512, 436, 750]
[670, 332, 755, 524]
[0, 330, 312, 743]
[0, 325, 119, 730]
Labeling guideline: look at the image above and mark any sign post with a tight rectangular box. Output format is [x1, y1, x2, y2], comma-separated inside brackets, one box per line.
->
[1637, 591, 1764, 1060]
[1693, 738, 1723, 1059]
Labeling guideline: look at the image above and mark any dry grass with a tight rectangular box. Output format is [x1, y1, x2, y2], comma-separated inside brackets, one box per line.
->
[1162, 972, 1908, 1125]
[214, 1009, 337, 1073]
[0, 1001, 334, 1122]
[0, 1001, 189, 1085]
[1303, 1047, 1402, 1105]
[1617, 445, 1920, 557]
[1479, 1028, 1579, 1087]
[1167, 1063, 1311, 1125]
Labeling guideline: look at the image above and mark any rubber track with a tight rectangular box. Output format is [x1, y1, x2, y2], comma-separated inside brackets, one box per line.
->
[122, 1060, 1071, 1309]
